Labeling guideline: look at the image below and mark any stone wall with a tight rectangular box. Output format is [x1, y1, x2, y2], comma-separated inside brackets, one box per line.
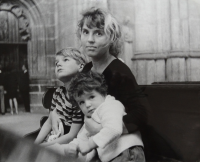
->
[128, 0, 200, 84]
[2, 0, 200, 111]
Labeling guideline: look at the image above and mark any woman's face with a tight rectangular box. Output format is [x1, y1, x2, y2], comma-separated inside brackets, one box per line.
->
[80, 22, 110, 59]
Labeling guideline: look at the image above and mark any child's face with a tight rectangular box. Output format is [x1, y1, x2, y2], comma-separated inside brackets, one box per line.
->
[80, 22, 110, 59]
[55, 55, 80, 82]
[75, 90, 106, 118]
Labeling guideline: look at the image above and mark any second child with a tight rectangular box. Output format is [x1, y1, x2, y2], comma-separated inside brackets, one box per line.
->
[63, 71, 144, 162]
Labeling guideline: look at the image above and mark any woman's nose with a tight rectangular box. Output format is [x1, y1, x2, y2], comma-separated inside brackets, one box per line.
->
[88, 33, 94, 43]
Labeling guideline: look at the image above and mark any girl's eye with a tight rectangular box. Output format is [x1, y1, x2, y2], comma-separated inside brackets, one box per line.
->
[55, 62, 58, 66]
[64, 58, 69, 62]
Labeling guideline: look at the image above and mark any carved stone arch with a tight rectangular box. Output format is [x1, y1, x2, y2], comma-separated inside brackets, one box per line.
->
[0, 0, 47, 79]
[0, 4, 31, 41]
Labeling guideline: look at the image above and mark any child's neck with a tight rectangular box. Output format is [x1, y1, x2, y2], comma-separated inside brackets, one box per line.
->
[63, 81, 70, 98]
[64, 81, 70, 90]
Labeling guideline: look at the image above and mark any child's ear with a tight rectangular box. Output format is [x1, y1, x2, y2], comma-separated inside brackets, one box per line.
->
[78, 64, 84, 72]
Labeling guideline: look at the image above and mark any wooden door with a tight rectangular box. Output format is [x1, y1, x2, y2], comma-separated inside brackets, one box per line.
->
[0, 44, 27, 72]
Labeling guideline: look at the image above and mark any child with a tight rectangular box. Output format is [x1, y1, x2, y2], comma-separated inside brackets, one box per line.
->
[34, 47, 87, 147]
[64, 71, 145, 162]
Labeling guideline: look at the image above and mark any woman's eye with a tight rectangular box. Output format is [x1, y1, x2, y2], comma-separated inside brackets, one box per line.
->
[96, 32, 102, 36]
[95, 30, 105, 36]
[64, 58, 69, 62]
[82, 29, 88, 35]
[55, 62, 58, 66]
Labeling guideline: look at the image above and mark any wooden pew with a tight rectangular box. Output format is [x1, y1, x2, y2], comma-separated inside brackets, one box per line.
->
[140, 83, 200, 161]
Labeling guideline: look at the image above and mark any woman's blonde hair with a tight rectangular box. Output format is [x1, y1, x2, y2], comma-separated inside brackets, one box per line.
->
[77, 7, 122, 57]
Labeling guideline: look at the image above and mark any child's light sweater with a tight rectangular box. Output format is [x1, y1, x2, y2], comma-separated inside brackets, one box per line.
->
[70, 95, 143, 162]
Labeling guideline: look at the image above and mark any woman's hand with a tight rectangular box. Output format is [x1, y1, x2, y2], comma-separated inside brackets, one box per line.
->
[50, 109, 61, 134]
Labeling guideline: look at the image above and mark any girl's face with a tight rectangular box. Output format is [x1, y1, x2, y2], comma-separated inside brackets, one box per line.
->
[80, 22, 111, 59]
[75, 90, 106, 118]
[55, 55, 81, 82]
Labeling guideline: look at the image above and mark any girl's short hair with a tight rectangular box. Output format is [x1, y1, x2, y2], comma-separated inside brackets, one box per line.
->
[68, 71, 108, 105]
[77, 7, 122, 57]
[55, 47, 88, 65]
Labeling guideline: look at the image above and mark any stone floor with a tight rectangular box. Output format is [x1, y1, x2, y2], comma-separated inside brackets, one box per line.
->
[0, 105, 49, 137]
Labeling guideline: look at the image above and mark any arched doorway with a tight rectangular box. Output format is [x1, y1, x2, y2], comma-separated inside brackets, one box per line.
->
[0, 7, 29, 70]
[0, 0, 54, 111]
[0, 7, 29, 111]
[0, 43, 27, 71]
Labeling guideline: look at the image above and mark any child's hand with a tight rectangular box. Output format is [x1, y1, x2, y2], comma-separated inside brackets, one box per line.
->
[78, 141, 92, 155]
[64, 143, 78, 158]
[85, 117, 102, 136]
[78, 139, 97, 155]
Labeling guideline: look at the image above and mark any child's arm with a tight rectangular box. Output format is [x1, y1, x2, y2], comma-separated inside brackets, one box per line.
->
[50, 108, 62, 134]
[92, 100, 125, 148]
[78, 99, 125, 153]
[34, 117, 52, 144]
[40, 122, 83, 147]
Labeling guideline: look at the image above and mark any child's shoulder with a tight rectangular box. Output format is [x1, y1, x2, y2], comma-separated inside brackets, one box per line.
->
[105, 95, 123, 105]
[97, 95, 125, 113]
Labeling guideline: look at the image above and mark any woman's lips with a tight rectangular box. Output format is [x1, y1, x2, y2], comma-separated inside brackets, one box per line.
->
[57, 69, 63, 72]
[87, 46, 96, 50]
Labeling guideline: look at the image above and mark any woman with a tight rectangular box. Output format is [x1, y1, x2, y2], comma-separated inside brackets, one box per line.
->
[52, 7, 147, 162]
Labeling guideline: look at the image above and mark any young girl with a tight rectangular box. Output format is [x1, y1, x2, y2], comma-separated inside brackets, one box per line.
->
[34, 48, 87, 147]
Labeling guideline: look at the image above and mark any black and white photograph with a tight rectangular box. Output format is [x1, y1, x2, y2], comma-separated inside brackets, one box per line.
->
[0, 0, 200, 161]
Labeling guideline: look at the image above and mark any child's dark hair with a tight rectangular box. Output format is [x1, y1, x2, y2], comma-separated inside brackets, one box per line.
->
[68, 71, 108, 105]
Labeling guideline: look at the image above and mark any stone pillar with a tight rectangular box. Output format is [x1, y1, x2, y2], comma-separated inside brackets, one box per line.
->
[166, 52, 187, 81]
[132, 53, 166, 84]
[186, 1, 200, 81]
[131, 0, 170, 84]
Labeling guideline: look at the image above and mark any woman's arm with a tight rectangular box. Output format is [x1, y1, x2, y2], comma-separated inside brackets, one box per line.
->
[34, 117, 51, 144]
[40, 123, 83, 147]
[110, 70, 148, 132]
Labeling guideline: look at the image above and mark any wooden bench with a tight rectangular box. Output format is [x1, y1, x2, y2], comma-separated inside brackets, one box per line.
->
[140, 83, 200, 161]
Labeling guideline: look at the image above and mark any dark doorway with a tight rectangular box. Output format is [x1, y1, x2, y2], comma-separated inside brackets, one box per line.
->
[0, 43, 28, 110]
[0, 43, 27, 71]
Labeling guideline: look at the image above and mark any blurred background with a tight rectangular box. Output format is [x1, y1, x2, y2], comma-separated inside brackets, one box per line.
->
[0, 0, 200, 112]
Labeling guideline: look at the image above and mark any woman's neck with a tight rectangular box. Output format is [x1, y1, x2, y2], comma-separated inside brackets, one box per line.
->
[91, 53, 116, 74]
